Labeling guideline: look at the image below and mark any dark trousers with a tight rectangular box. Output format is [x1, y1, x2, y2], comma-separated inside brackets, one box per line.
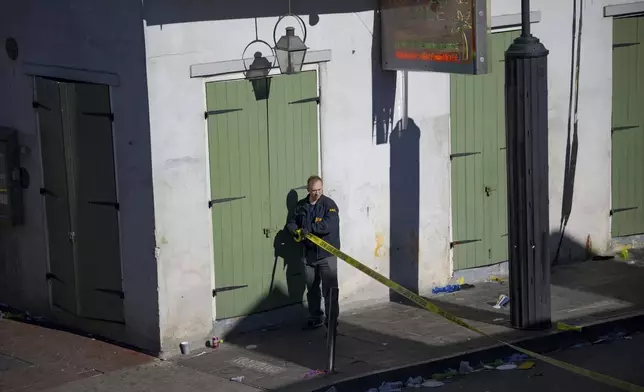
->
[305, 256, 339, 320]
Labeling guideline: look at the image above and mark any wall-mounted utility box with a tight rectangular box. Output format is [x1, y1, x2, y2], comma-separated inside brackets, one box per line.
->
[0, 127, 24, 226]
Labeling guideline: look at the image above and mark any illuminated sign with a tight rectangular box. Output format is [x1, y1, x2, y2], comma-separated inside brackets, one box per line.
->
[380, 0, 490, 74]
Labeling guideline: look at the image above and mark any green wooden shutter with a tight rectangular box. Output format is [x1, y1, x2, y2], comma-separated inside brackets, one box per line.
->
[611, 16, 644, 237]
[36, 77, 78, 314]
[207, 72, 319, 319]
[207, 78, 273, 319]
[267, 71, 319, 306]
[450, 31, 518, 270]
[70, 82, 124, 322]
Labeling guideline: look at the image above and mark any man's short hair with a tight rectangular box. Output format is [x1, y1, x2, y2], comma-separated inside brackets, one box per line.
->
[307, 175, 323, 187]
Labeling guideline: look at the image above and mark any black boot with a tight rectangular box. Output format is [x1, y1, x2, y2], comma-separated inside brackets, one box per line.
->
[302, 316, 324, 330]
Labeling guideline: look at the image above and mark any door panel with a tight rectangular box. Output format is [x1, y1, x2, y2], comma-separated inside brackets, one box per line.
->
[207, 78, 272, 320]
[267, 71, 319, 307]
[36, 77, 78, 314]
[612, 16, 644, 237]
[450, 31, 517, 270]
[207, 72, 319, 320]
[71, 83, 124, 322]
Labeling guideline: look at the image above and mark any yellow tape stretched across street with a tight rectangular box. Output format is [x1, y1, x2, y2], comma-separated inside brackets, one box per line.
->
[294, 230, 644, 392]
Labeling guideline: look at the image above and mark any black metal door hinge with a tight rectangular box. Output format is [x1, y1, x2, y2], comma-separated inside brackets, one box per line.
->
[450, 152, 481, 160]
[610, 206, 638, 216]
[95, 288, 125, 299]
[204, 108, 243, 119]
[88, 200, 120, 211]
[450, 239, 482, 249]
[212, 285, 248, 297]
[82, 112, 114, 121]
[32, 101, 51, 111]
[208, 196, 246, 208]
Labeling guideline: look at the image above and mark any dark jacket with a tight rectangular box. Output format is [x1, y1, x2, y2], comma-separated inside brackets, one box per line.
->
[286, 194, 341, 263]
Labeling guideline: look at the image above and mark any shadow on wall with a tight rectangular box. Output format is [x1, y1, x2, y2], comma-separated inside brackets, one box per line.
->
[214, 189, 309, 336]
[371, 9, 396, 145]
[143, 0, 378, 25]
[549, 230, 592, 265]
[272, 190, 307, 305]
[553, 0, 583, 266]
[389, 119, 420, 303]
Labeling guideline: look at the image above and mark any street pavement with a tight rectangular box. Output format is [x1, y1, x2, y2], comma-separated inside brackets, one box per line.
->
[1, 257, 643, 392]
[373, 331, 644, 392]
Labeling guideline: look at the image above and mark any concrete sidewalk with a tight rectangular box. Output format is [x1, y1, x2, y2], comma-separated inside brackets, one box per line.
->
[1, 256, 642, 392]
[177, 256, 644, 391]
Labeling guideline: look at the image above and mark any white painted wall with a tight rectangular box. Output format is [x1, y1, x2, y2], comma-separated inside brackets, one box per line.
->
[142, 0, 634, 351]
[0, 0, 160, 353]
[527, 0, 616, 258]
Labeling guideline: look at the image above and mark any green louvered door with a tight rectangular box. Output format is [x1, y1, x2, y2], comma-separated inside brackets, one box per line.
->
[450, 31, 518, 270]
[612, 16, 644, 237]
[207, 71, 318, 320]
[37, 78, 124, 322]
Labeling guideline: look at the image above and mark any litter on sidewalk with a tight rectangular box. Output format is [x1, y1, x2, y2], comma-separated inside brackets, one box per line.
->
[557, 322, 583, 332]
[493, 294, 510, 309]
[488, 275, 506, 284]
[432, 284, 461, 294]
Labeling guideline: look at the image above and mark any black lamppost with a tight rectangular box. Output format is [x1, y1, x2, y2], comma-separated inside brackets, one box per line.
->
[504, 0, 552, 330]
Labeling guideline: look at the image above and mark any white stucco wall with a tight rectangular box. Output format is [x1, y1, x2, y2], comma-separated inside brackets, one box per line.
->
[0, 0, 160, 353]
[143, 0, 636, 351]
[530, 0, 615, 257]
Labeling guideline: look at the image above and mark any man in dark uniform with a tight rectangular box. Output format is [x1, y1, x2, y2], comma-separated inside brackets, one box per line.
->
[287, 175, 341, 330]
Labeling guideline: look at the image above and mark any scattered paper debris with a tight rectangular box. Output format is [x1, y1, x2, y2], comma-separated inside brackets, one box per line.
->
[496, 364, 518, 371]
[432, 369, 457, 380]
[376, 381, 404, 391]
[518, 361, 536, 370]
[230, 376, 244, 382]
[505, 353, 529, 363]
[245, 345, 258, 350]
[488, 276, 505, 284]
[459, 361, 474, 374]
[421, 380, 445, 388]
[405, 376, 424, 388]
[304, 369, 328, 378]
[493, 294, 510, 309]
[557, 322, 582, 332]
[432, 284, 461, 294]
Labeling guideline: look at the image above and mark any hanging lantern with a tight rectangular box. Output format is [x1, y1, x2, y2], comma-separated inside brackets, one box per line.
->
[274, 26, 308, 75]
[245, 51, 272, 80]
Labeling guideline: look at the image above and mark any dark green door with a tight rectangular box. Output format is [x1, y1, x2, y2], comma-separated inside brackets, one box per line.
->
[612, 16, 644, 237]
[450, 31, 518, 270]
[36, 77, 124, 322]
[207, 71, 318, 320]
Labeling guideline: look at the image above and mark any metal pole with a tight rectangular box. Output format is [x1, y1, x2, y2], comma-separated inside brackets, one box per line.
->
[401, 71, 409, 130]
[326, 287, 339, 373]
[504, 0, 552, 330]
[521, 0, 531, 36]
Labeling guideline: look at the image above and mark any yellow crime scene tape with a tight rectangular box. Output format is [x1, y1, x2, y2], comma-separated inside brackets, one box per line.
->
[294, 230, 644, 392]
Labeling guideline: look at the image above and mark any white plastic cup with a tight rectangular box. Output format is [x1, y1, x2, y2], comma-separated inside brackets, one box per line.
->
[180, 341, 190, 355]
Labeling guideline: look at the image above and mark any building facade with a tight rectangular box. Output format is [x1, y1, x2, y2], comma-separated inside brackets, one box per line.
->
[0, 0, 643, 355]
